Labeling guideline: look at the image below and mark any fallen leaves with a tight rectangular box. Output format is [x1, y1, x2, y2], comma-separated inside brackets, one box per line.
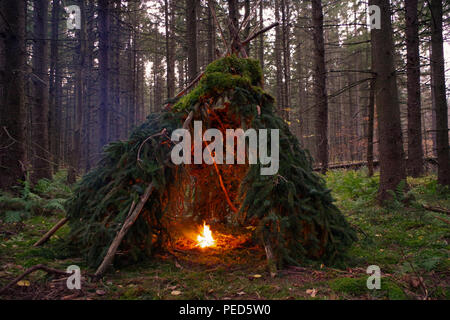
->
[306, 288, 317, 298]
[171, 290, 182, 296]
[16, 280, 30, 287]
[96, 289, 106, 296]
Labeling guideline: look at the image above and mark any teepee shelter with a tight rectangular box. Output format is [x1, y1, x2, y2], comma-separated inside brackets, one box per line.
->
[61, 53, 356, 277]
[36, 14, 357, 278]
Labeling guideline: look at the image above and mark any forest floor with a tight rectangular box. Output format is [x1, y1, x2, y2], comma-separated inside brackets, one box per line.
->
[0, 169, 449, 300]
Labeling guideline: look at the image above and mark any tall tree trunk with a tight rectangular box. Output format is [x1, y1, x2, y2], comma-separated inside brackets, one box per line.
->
[228, 0, 240, 53]
[367, 78, 375, 177]
[68, 0, 86, 184]
[258, 0, 264, 71]
[32, 0, 52, 182]
[312, 0, 328, 174]
[0, 0, 27, 189]
[207, 0, 216, 64]
[243, 0, 250, 56]
[370, 0, 406, 201]
[165, 0, 175, 98]
[405, 0, 423, 177]
[186, 0, 198, 82]
[274, 0, 284, 114]
[281, 0, 291, 121]
[49, 0, 61, 173]
[429, 0, 450, 186]
[98, 0, 110, 153]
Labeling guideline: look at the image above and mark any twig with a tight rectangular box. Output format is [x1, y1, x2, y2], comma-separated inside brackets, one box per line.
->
[422, 204, 450, 215]
[0, 264, 68, 295]
[33, 217, 69, 247]
[136, 129, 169, 168]
[242, 22, 280, 45]
[400, 248, 429, 299]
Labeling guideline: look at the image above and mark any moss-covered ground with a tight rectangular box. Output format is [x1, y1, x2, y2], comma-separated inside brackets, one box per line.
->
[0, 169, 448, 300]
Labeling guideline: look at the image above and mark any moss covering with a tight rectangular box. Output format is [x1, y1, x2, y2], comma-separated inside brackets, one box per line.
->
[329, 277, 407, 299]
[65, 55, 356, 269]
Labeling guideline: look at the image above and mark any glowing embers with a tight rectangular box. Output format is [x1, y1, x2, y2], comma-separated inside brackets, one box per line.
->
[172, 222, 252, 252]
[196, 222, 216, 248]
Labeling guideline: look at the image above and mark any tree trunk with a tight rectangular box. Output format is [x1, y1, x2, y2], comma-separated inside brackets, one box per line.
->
[370, 0, 406, 201]
[367, 78, 375, 177]
[49, 0, 61, 173]
[68, 0, 87, 184]
[429, 0, 450, 186]
[98, 0, 110, 153]
[165, 0, 175, 99]
[207, 0, 217, 64]
[32, 0, 52, 183]
[312, 0, 328, 174]
[405, 0, 423, 177]
[258, 0, 264, 71]
[0, 0, 27, 189]
[243, 0, 250, 56]
[281, 0, 291, 121]
[186, 0, 198, 82]
[274, 0, 284, 114]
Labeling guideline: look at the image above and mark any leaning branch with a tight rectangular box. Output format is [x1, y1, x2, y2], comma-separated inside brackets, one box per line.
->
[33, 217, 68, 247]
[94, 183, 154, 278]
[242, 22, 279, 45]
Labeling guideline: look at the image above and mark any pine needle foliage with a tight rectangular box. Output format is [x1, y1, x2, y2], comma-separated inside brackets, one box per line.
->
[65, 55, 356, 268]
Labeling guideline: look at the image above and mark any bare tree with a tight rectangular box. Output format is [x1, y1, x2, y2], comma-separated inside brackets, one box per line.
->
[186, 0, 199, 82]
[32, 0, 52, 182]
[0, 0, 27, 189]
[312, 0, 328, 174]
[429, 0, 450, 186]
[370, 0, 406, 200]
[405, 0, 423, 177]
[98, 0, 110, 151]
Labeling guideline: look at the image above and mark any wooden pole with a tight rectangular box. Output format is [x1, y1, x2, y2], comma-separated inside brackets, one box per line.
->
[33, 217, 68, 247]
[94, 183, 154, 278]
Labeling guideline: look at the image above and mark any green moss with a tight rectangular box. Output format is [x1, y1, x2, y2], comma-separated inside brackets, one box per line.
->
[204, 55, 262, 85]
[329, 277, 406, 300]
[383, 281, 406, 300]
[330, 277, 367, 296]
[173, 55, 262, 112]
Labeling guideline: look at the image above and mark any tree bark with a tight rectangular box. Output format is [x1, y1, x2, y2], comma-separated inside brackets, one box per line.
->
[207, 0, 217, 63]
[258, 0, 264, 71]
[274, 0, 284, 114]
[49, 0, 61, 173]
[370, 0, 406, 201]
[405, 0, 423, 177]
[429, 0, 450, 186]
[98, 0, 110, 153]
[165, 0, 175, 98]
[32, 0, 52, 182]
[0, 0, 27, 189]
[367, 78, 375, 177]
[312, 0, 328, 174]
[186, 0, 198, 82]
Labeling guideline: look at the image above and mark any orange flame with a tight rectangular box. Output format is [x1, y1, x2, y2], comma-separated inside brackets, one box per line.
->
[196, 222, 216, 248]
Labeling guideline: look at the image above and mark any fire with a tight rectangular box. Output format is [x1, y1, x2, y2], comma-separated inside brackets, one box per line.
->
[196, 222, 216, 248]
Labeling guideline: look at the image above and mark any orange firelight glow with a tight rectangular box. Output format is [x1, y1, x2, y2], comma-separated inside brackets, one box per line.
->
[196, 222, 216, 248]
